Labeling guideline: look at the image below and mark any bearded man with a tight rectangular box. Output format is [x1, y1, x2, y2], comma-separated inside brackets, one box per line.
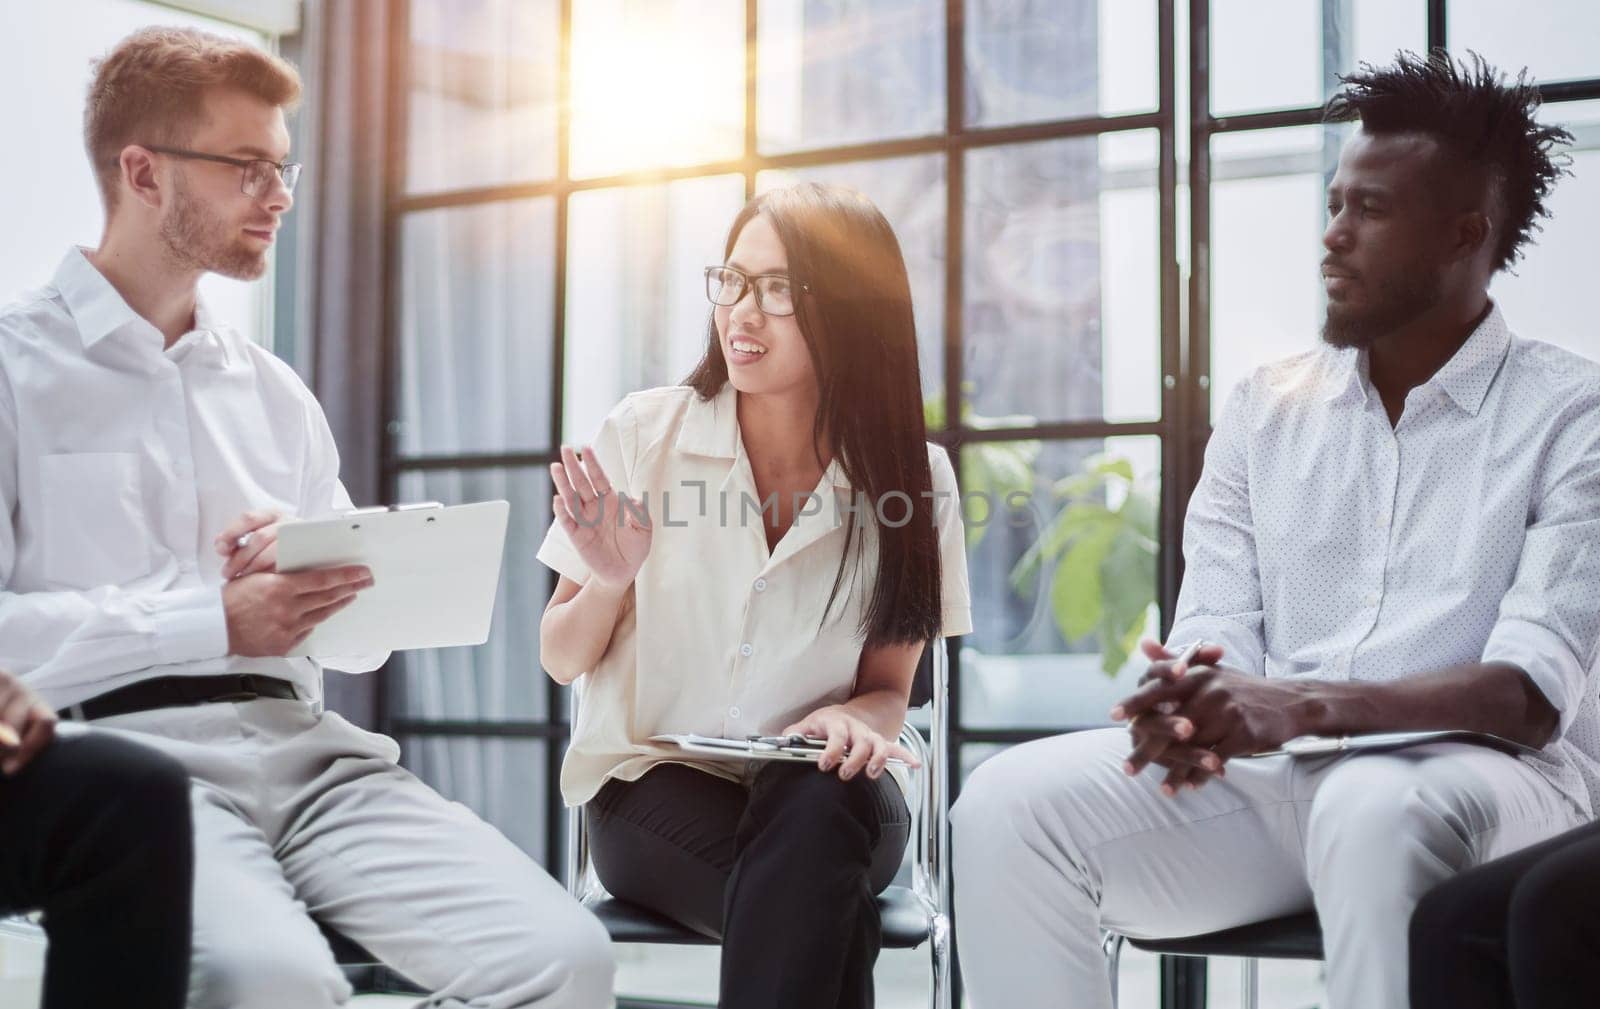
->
[953, 51, 1600, 1009]
[0, 26, 612, 1009]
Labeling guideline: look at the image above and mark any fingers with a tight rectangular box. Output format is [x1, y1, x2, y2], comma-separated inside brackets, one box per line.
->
[213, 509, 280, 556]
[223, 526, 278, 579]
[550, 461, 584, 526]
[1111, 674, 1201, 722]
[296, 579, 369, 612]
[818, 721, 849, 772]
[839, 730, 874, 780]
[576, 444, 613, 497]
[560, 446, 599, 502]
[1138, 637, 1172, 661]
[1137, 642, 1226, 687]
[1, 702, 53, 776]
[287, 565, 374, 594]
[871, 740, 920, 777]
[1124, 727, 1178, 778]
[295, 592, 360, 632]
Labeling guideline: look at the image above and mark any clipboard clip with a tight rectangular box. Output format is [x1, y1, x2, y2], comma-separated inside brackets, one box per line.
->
[746, 734, 822, 752]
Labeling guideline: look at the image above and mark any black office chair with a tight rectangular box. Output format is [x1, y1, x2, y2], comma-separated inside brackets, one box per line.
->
[565, 641, 955, 1009]
[1105, 913, 1323, 1009]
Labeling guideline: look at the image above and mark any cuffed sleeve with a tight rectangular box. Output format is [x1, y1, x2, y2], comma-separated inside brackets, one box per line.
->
[148, 585, 230, 666]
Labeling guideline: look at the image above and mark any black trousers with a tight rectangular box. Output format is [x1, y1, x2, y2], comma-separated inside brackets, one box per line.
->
[587, 761, 910, 1009]
[0, 730, 194, 1009]
[1411, 817, 1600, 1009]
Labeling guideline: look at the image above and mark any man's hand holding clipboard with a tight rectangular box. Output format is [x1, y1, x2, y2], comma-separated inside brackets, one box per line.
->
[266, 501, 511, 657]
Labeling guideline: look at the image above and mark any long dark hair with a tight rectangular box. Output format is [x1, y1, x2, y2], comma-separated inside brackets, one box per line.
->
[683, 183, 942, 648]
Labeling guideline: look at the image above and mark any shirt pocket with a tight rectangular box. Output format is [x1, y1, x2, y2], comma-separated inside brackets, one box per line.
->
[39, 452, 153, 589]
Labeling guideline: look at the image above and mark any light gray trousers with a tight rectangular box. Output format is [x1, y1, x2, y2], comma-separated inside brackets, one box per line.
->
[952, 727, 1583, 1009]
[95, 697, 614, 1009]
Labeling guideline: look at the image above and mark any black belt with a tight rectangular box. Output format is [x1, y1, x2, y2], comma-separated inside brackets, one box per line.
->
[62, 674, 300, 722]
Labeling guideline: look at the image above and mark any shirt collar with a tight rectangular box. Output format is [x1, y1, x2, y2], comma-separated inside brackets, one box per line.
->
[53, 247, 155, 350]
[54, 247, 234, 365]
[1426, 303, 1511, 416]
[675, 382, 852, 490]
[1320, 303, 1511, 416]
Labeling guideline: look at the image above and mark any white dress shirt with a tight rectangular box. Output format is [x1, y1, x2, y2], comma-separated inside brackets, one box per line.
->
[1169, 304, 1600, 813]
[537, 382, 973, 806]
[0, 248, 385, 709]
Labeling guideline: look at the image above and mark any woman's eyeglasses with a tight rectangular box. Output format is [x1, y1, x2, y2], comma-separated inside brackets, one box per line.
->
[704, 266, 809, 317]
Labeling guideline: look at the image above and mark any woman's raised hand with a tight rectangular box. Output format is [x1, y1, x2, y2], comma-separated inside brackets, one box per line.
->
[550, 444, 652, 590]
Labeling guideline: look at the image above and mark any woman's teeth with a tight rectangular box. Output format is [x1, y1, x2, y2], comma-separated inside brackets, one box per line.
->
[732, 341, 766, 355]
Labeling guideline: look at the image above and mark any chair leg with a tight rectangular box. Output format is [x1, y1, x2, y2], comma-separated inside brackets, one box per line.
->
[1240, 957, 1259, 1009]
[929, 912, 952, 1009]
[1102, 933, 1125, 1009]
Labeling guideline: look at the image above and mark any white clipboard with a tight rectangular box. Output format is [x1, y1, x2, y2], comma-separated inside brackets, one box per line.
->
[649, 733, 909, 767]
[1240, 730, 1541, 760]
[275, 500, 510, 656]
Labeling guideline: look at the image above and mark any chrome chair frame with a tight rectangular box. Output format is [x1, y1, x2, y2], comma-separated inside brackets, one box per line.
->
[564, 641, 953, 1009]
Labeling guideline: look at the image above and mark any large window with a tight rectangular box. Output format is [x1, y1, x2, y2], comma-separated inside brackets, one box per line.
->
[384, 2, 1600, 1005]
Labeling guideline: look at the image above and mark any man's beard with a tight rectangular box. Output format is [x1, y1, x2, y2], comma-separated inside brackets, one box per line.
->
[159, 174, 268, 281]
[1320, 263, 1445, 349]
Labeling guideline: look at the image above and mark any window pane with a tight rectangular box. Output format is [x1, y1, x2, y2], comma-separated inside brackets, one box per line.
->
[563, 174, 746, 445]
[966, 0, 1158, 127]
[1489, 99, 1600, 364]
[1450, 0, 1600, 85]
[963, 132, 1161, 425]
[399, 735, 549, 862]
[1210, 0, 1424, 116]
[1208, 125, 1338, 413]
[394, 467, 553, 722]
[757, 0, 944, 154]
[398, 198, 555, 456]
[570, 0, 744, 178]
[960, 436, 1160, 730]
[406, 0, 559, 193]
[756, 155, 947, 406]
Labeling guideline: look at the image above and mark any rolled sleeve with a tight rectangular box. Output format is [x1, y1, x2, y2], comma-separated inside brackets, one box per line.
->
[1165, 616, 1267, 677]
[1484, 618, 1588, 737]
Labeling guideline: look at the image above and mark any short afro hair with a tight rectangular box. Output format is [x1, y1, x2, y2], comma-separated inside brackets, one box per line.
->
[1324, 49, 1573, 273]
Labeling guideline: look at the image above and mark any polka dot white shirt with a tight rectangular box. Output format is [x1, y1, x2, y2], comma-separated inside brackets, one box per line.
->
[1169, 305, 1600, 814]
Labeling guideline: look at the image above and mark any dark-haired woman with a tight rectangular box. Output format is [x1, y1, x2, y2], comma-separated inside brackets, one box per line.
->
[1411, 818, 1600, 1008]
[536, 183, 972, 1009]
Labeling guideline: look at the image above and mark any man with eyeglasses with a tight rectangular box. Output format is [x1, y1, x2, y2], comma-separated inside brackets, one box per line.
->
[0, 26, 612, 1009]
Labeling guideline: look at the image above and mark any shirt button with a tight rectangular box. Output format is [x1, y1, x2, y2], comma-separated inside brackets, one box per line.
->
[754, 578, 767, 592]
[1363, 592, 1381, 607]
[729, 706, 741, 719]
[739, 643, 754, 657]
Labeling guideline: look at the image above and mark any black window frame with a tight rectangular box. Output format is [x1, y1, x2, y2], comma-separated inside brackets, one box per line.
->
[375, 2, 1600, 1005]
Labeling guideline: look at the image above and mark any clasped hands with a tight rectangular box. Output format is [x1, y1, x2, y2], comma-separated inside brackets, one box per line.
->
[1109, 639, 1311, 797]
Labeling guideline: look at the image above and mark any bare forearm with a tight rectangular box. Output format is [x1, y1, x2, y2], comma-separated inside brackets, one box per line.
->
[840, 688, 910, 741]
[1294, 662, 1560, 748]
[538, 580, 629, 685]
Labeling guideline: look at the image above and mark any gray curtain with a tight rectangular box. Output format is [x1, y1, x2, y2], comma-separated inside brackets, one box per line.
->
[286, 0, 397, 728]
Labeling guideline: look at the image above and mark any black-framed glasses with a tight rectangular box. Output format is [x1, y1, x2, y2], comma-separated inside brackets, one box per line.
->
[704, 265, 809, 317]
[145, 145, 301, 198]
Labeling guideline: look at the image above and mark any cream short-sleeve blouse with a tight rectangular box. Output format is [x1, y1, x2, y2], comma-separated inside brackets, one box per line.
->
[536, 382, 974, 806]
